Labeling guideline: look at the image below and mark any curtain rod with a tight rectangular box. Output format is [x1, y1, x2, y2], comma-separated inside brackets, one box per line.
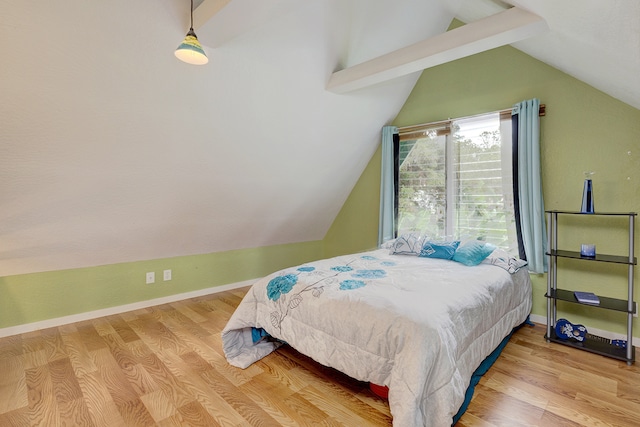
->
[397, 104, 545, 134]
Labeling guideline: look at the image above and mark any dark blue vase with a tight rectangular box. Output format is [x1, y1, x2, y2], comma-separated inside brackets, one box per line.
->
[581, 179, 594, 213]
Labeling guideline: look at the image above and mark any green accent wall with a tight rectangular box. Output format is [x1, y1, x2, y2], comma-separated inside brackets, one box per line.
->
[0, 241, 323, 329]
[327, 39, 640, 335]
[323, 147, 382, 257]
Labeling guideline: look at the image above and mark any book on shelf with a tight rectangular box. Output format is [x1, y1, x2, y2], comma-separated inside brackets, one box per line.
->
[574, 291, 600, 305]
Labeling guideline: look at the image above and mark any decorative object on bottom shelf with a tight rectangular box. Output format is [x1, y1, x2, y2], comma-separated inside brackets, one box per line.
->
[555, 318, 587, 342]
[612, 339, 627, 348]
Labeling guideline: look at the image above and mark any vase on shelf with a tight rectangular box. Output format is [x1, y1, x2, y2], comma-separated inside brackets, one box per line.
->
[581, 171, 594, 213]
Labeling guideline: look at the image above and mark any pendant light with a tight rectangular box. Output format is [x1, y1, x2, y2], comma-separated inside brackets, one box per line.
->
[175, 0, 208, 65]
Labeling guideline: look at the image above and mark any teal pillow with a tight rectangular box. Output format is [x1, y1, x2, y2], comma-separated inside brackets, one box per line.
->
[453, 240, 497, 266]
[419, 240, 460, 260]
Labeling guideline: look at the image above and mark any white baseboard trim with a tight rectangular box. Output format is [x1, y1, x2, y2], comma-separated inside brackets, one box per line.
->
[0, 279, 256, 339]
[529, 313, 637, 346]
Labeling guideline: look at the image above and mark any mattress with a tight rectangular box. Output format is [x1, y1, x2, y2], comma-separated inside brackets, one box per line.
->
[222, 248, 532, 426]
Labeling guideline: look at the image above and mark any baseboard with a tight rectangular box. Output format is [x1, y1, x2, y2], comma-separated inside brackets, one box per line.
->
[529, 313, 638, 347]
[0, 279, 255, 339]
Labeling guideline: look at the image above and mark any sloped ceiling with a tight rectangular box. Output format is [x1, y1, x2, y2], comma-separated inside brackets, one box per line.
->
[1, 0, 638, 276]
[452, 0, 640, 111]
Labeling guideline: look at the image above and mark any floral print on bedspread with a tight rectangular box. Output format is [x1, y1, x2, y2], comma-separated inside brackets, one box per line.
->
[266, 255, 390, 330]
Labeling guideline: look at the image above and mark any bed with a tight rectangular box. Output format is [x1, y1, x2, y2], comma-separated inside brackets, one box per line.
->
[222, 241, 531, 426]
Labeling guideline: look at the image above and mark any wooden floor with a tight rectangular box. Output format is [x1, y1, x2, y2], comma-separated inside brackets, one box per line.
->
[1, 287, 639, 427]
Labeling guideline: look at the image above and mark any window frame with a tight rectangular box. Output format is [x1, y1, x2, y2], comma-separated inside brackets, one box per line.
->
[396, 111, 517, 253]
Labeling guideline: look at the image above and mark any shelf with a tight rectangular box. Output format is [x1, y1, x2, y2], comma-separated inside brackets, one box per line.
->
[547, 249, 637, 265]
[545, 330, 635, 363]
[546, 210, 635, 364]
[546, 210, 637, 216]
[545, 289, 635, 313]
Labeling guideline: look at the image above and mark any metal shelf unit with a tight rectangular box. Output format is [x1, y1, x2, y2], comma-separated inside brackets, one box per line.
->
[545, 210, 637, 364]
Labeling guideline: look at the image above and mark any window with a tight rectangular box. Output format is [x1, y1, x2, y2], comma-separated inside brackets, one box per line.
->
[397, 112, 518, 254]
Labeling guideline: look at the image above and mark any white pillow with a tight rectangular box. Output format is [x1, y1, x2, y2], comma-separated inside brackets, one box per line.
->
[482, 249, 528, 273]
[379, 238, 397, 250]
[388, 233, 428, 256]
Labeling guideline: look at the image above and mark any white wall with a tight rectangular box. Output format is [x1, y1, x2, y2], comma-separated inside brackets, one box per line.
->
[0, 0, 454, 276]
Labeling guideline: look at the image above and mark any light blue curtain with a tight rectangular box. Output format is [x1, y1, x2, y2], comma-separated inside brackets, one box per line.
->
[513, 99, 547, 273]
[378, 126, 398, 246]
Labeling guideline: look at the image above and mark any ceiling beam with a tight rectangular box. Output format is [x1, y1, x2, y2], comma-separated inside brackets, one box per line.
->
[326, 7, 548, 94]
[193, 0, 232, 29]
[193, 0, 300, 48]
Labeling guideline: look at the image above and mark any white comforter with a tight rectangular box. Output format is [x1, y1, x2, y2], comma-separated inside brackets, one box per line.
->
[222, 249, 532, 426]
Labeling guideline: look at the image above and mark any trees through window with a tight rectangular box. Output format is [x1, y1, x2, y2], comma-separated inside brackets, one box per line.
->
[397, 112, 518, 254]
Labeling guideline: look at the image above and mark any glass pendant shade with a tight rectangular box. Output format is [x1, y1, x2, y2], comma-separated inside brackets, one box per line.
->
[175, 28, 208, 65]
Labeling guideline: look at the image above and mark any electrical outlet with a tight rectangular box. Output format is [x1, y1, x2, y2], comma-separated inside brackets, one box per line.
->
[163, 269, 172, 281]
[146, 272, 155, 284]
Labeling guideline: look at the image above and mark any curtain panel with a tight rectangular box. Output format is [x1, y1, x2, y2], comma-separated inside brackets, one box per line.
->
[512, 99, 547, 273]
[378, 126, 398, 246]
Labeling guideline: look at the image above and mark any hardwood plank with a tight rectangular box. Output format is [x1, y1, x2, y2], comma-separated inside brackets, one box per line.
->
[145, 346, 263, 426]
[107, 315, 141, 344]
[176, 400, 221, 426]
[91, 347, 157, 425]
[101, 333, 158, 396]
[0, 334, 23, 358]
[252, 353, 310, 394]
[139, 389, 178, 423]
[91, 317, 118, 336]
[573, 391, 640, 426]
[199, 366, 282, 426]
[297, 384, 386, 427]
[21, 331, 44, 354]
[40, 327, 68, 362]
[75, 322, 109, 352]
[48, 357, 84, 404]
[282, 392, 339, 426]
[60, 329, 98, 377]
[128, 316, 191, 357]
[1, 290, 638, 427]
[57, 397, 96, 427]
[238, 372, 303, 425]
[114, 397, 158, 427]
[481, 371, 549, 410]
[160, 311, 265, 389]
[0, 353, 25, 386]
[455, 411, 496, 427]
[75, 371, 128, 427]
[353, 389, 392, 419]
[20, 349, 47, 370]
[463, 383, 545, 426]
[157, 413, 188, 427]
[25, 364, 60, 426]
[0, 407, 30, 427]
[0, 373, 27, 414]
[538, 410, 585, 427]
[134, 352, 195, 409]
[170, 300, 209, 324]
